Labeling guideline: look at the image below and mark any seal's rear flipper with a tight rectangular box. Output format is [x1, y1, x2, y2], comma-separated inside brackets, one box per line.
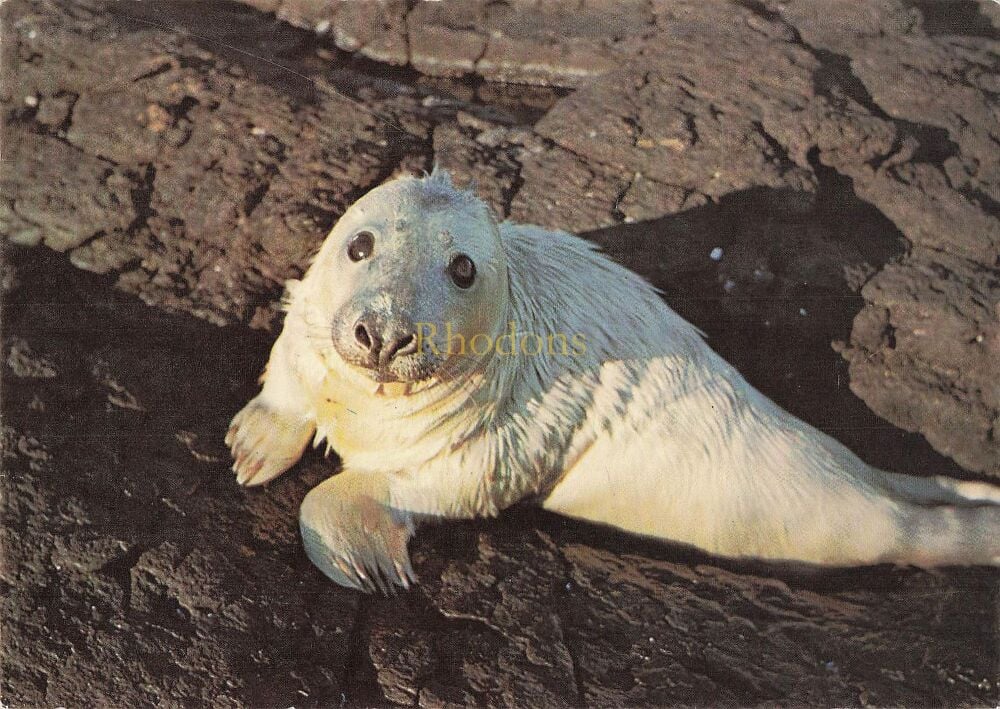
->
[874, 471, 1000, 566]
[895, 502, 1000, 567]
[881, 471, 1000, 507]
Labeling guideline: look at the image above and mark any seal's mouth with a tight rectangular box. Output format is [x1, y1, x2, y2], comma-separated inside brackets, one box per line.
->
[371, 369, 404, 383]
[368, 367, 422, 384]
[337, 350, 443, 387]
[351, 362, 446, 399]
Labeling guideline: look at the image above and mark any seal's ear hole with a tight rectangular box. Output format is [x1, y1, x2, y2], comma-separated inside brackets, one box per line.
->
[348, 231, 375, 262]
[448, 254, 476, 289]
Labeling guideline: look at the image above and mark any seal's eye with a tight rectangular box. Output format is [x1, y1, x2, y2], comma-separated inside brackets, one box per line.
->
[347, 231, 374, 262]
[448, 254, 476, 289]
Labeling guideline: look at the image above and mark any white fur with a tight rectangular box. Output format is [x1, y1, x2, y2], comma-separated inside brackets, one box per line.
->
[228, 171, 1000, 590]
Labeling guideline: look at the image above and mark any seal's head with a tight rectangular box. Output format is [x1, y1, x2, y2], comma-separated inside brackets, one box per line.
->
[304, 169, 510, 386]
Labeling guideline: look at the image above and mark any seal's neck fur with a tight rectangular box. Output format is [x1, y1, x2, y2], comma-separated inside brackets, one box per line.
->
[297, 168, 707, 498]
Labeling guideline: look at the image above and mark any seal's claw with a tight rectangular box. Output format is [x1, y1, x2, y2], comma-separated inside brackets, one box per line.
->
[226, 396, 313, 487]
[389, 554, 415, 591]
[299, 475, 416, 594]
[301, 524, 368, 591]
[236, 454, 262, 482]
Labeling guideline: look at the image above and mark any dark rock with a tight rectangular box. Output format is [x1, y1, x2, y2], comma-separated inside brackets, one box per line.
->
[761, 0, 1000, 474]
[2, 0, 998, 704]
[1, 133, 137, 251]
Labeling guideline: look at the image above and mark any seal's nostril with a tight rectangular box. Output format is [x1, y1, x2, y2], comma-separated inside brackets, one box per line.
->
[384, 333, 416, 363]
[354, 323, 372, 350]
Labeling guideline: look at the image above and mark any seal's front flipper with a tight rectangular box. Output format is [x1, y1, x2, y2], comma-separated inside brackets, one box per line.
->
[299, 472, 417, 593]
[226, 395, 315, 486]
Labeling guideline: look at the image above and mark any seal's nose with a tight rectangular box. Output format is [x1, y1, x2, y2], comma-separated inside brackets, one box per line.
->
[353, 315, 417, 368]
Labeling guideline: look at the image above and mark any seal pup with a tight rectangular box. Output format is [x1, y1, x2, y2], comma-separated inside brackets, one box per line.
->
[227, 168, 1000, 591]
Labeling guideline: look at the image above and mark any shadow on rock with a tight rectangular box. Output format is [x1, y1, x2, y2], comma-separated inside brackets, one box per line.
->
[1, 246, 361, 706]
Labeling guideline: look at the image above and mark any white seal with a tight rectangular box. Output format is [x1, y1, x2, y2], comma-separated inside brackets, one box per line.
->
[227, 168, 1000, 591]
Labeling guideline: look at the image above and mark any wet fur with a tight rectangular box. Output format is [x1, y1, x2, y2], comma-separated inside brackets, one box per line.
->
[228, 170, 1000, 591]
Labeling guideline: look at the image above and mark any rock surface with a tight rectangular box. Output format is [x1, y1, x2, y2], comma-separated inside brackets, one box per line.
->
[2, 0, 998, 705]
[240, 0, 655, 87]
[3, 248, 998, 706]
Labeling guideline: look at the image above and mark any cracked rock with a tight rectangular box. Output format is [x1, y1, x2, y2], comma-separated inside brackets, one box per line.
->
[3, 0, 999, 705]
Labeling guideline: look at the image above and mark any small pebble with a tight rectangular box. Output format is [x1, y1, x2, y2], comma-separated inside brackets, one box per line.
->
[27, 29, 38, 40]
[723, 278, 737, 293]
[709, 247, 723, 261]
[250, 126, 266, 137]
[24, 95, 38, 108]
[314, 19, 331, 34]
[799, 307, 808, 316]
